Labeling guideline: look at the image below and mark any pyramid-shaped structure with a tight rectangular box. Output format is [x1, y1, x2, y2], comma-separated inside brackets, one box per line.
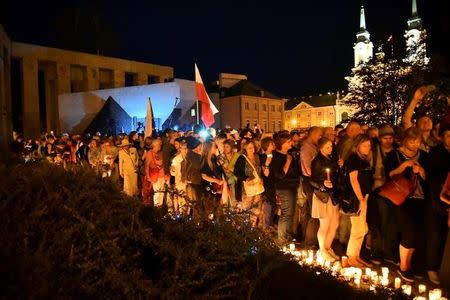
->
[84, 96, 133, 135]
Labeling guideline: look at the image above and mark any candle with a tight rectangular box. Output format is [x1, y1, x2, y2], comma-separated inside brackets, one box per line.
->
[402, 285, 412, 296]
[365, 267, 371, 276]
[289, 243, 295, 252]
[394, 277, 401, 289]
[341, 256, 348, 267]
[325, 168, 331, 181]
[370, 271, 378, 281]
[418, 284, 426, 294]
[430, 289, 442, 299]
[381, 277, 389, 287]
[354, 277, 361, 288]
[381, 267, 389, 278]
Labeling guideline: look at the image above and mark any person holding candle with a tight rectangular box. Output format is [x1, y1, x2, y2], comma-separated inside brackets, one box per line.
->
[311, 137, 342, 262]
[345, 134, 374, 268]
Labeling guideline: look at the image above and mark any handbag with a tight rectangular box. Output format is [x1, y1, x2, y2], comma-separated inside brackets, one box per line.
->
[242, 155, 265, 197]
[379, 152, 417, 206]
[310, 181, 330, 203]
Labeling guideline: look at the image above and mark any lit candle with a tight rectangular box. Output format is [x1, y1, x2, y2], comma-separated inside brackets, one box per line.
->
[365, 267, 372, 276]
[381, 267, 389, 278]
[418, 284, 426, 294]
[341, 256, 348, 267]
[432, 289, 442, 299]
[324, 260, 331, 269]
[289, 243, 295, 252]
[394, 277, 401, 289]
[325, 168, 331, 181]
[381, 277, 389, 287]
[402, 285, 412, 296]
[354, 277, 361, 288]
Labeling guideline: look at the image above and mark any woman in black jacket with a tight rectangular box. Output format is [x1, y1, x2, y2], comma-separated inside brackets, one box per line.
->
[310, 137, 341, 262]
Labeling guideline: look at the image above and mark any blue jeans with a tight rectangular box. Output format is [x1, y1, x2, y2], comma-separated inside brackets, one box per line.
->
[277, 188, 297, 243]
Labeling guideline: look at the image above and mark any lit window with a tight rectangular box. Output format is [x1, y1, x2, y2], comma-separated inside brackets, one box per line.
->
[191, 108, 196, 117]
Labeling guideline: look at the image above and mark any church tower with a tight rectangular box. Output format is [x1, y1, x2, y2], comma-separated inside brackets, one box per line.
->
[404, 0, 429, 65]
[354, 5, 374, 67]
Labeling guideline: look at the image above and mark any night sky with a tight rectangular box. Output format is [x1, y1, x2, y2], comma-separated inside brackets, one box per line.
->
[1, 0, 449, 97]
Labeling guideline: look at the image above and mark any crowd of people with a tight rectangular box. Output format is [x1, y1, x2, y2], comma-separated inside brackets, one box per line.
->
[9, 89, 450, 287]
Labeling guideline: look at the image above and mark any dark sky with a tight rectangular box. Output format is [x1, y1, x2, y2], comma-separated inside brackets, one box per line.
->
[1, 0, 449, 97]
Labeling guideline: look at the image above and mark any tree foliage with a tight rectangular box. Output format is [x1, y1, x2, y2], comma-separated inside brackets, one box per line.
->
[343, 40, 449, 127]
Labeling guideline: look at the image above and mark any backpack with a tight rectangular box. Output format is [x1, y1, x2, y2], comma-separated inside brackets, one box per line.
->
[333, 165, 360, 216]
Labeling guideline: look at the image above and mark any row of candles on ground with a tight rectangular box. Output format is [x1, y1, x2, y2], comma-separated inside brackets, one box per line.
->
[282, 243, 446, 300]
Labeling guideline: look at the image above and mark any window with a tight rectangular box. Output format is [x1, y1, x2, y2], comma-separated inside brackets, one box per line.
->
[148, 75, 160, 84]
[263, 104, 267, 112]
[278, 121, 282, 131]
[278, 105, 282, 112]
[263, 120, 267, 132]
[191, 108, 196, 117]
[245, 102, 249, 110]
[99, 69, 114, 90]
[254, 120, 258, 126]
[297, 114, 300, 119]
[271, 105, 275, 112]
[246, 119, 250, 126]
[254, 103, 258, 110]
[317, 111, 322, 116]
[272, 121, 276, 132]
[125, 72, 137, 87]
[70, 65, 87, 93]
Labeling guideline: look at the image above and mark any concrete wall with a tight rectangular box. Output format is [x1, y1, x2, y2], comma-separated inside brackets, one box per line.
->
[0, 25, 12, 152]
[11, 42, 174, 137]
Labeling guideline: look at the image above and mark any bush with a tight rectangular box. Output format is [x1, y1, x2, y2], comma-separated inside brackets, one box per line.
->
[0, 162, 396, 299]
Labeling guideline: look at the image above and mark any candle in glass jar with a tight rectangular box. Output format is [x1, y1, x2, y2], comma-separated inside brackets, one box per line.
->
[394, 277, 401, 289]
[381, 277, 389, 286]
[381, 267, 389, 278]
[402, 285, 412, 296]
[325, 168, 331, 181]
[418, 284, 426, 294]
[365, 268, 371, 276]
[430, 289, 442, 299]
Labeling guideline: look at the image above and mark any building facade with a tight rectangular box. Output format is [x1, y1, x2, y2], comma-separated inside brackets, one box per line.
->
[217, 74, 285, 132]
[9, 41, 173, 138]
[284, 93, 353, 130]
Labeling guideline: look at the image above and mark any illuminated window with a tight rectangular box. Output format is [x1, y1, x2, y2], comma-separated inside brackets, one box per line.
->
[278, 105, 282, 112]
[245, 102, 249, 110]
[278, 121, 282, 131]
[191, 108, 196, 117]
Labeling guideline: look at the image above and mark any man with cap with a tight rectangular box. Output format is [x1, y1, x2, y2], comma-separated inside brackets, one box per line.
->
[184, 136, 204, 210]
[118, 138, 139, 196]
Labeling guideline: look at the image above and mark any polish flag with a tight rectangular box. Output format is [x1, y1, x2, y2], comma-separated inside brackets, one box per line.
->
[195, 64, 219, 128]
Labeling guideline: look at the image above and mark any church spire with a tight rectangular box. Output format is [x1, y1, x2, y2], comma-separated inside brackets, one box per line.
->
[360, 5, 367, 30]
[354, 3, 373, 67]
[412, 0, 418, 17]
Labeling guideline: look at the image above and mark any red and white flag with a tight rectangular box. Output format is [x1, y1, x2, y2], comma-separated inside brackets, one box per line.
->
[195, 64, 219, 128]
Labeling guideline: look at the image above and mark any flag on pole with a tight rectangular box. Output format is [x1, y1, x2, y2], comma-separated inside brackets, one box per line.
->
[195, 64, 219, 128]
[145, 97, 154, 137]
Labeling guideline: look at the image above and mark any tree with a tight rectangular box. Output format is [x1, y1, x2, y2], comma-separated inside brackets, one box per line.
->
[343, 52, 448, 127]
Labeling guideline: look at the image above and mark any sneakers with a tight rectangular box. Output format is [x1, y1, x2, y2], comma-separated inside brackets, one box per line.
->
[397, 268, 415, 283]
[384, 258, 399, 266]
[357, 257, 373, 268]
[428, 271, 441, 285]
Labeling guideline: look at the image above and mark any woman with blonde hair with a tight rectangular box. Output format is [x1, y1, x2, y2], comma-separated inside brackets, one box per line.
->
[345, 134, 374, 267]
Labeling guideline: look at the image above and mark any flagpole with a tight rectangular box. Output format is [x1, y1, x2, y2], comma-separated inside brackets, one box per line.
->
[196, 98, 199, 125]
